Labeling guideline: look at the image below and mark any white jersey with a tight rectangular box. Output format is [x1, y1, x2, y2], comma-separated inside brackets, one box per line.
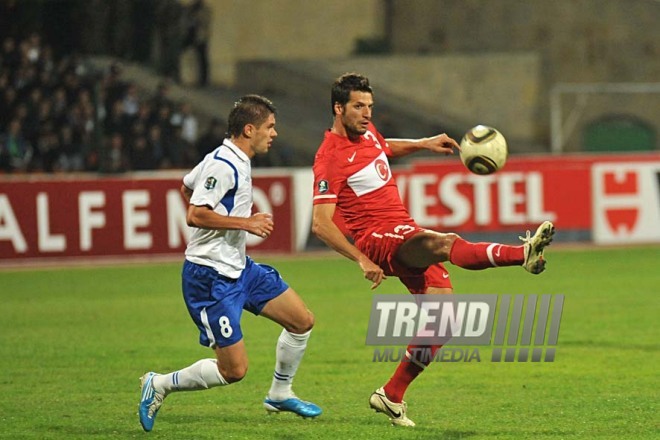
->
[183, 140, 252, 278]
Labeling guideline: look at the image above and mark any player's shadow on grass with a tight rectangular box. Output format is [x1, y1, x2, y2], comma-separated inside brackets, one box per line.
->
[362, 418, 478, 439]
[392, 429, 478, 439]
[435, 431, 479, 439]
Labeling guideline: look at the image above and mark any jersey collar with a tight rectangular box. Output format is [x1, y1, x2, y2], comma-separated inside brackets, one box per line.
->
[222, 139, 250, 163]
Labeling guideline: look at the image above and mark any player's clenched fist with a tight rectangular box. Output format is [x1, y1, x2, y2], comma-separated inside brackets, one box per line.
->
[246, 212, 274, 238]
[358, 256, 386, 290]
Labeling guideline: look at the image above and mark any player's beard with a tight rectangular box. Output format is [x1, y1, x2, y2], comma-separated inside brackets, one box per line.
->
[343, 116, 367, 139]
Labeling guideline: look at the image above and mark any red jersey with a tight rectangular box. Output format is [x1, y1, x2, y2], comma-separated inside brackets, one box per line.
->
[312, 122, 414, 239]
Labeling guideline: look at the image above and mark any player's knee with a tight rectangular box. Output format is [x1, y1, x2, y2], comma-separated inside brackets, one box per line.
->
[220, 364, 248, 384]
[426, 233, 460, 260]
[290, 310, 314, 334]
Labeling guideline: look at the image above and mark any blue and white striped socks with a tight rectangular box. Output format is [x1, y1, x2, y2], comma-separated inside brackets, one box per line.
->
[153, 358, 228, 395]
[268, 329, 311, 401]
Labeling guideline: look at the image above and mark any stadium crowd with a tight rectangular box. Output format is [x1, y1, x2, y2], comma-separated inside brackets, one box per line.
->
[0, 31, 219, 174]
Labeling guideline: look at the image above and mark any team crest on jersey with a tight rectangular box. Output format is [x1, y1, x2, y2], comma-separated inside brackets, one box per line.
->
[204, 176, 217, 190]
[318, 179, 329, 193]
[374, 159, 389, 180]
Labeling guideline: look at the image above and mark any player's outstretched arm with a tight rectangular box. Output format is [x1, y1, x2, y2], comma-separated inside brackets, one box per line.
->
[312, 203, 385, 289]
[387, 134, 460, 157]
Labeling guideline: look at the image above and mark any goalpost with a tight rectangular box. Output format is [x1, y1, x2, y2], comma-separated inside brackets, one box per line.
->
[549, 83, 660, 154]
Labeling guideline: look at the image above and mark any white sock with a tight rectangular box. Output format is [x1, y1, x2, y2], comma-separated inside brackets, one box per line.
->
[268, 329, 311, 401]
[153, 358, 228, 395]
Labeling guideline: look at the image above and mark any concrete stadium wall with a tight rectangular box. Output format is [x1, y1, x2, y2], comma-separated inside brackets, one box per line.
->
[204, 0, 383, 86]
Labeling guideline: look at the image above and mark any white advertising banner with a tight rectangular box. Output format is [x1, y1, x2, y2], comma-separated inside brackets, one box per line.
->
[592, 162, 660, 244]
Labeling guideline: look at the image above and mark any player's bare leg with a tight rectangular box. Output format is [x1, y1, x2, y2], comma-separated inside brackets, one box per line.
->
[261, 287, 314, 334]
[260, 288, 322, 418]
[396, 231, 457, 268]
[214, 341, 249, 383]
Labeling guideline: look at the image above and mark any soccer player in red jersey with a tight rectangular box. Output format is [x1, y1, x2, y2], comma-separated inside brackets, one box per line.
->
[311, 73, 555, 427]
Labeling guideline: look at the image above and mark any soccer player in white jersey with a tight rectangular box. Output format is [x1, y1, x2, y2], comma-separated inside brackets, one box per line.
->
[311, 73, 554, 427]
[139, 95, 321, 432]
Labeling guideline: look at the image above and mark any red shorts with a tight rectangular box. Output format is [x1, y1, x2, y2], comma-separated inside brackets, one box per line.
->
[353, 222, 452, 294]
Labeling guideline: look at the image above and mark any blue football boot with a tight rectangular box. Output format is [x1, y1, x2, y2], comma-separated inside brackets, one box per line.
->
[263, 395, 322, 418]
[139, 372, 165, 431]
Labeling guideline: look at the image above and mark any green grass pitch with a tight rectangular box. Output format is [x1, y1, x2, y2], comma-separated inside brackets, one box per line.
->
[0, 246, 657, 439]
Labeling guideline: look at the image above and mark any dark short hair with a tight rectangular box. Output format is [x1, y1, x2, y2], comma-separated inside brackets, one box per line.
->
[227, 94, 277, 137]
[331, 72, 373, 116]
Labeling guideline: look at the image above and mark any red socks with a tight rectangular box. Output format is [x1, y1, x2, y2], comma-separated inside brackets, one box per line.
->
[449, 237, 524, 269]
[383, 344, 441, 403]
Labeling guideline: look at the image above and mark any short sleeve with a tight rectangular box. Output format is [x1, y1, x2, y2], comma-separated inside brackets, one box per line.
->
[183, 162, 203, 190]
[312, 150, 345, 205]
[189, 160, 236, 210]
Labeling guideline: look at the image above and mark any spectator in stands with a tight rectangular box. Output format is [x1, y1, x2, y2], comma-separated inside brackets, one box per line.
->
[24, 32, 41, 64]
[164, 124, 188, 169]
[105, 99, 130, 137]
[171, 101, 198, 145]
[37, 64, 57, 91]
[147, 124, 166, 168]
[84, 137, 101, 172]
[0, 87, 18, 129]
[79, 102, 96, 140]
[14, 64, 38, 95]
[62, 70, 83, 106]
[0, 118, 32, 172]
[122, 82, 140, 117]
[104, 132, 128, 173]
[23, 87, 44, 143]
[50, 86, 69, 126]
[102, 62, 127, 113]
[132, 102, 153, 133]
[35, 123, 60, 172]
[57, 125, 84, 172]
[35, 100, 56, 167]
[37, 44, 55, 76]
[129, 135, 155, 171]
[1, 37, 19, 71]
[95, 85, 107, 123]
[153, 102, 174, 141]
[150, 80, 173, 110]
